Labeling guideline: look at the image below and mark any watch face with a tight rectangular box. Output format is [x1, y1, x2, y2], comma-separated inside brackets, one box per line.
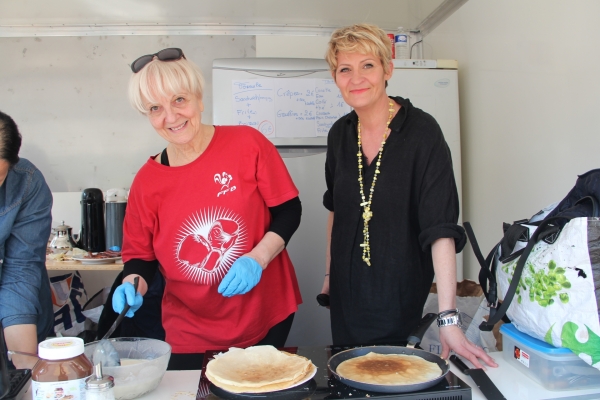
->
[437, 314, 462, 327]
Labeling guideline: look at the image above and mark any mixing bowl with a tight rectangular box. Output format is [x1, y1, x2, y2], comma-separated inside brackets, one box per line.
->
[84, 337, 171, 399]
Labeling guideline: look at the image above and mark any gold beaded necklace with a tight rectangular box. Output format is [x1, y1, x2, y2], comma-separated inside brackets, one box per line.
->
[357, 99, 395, 266]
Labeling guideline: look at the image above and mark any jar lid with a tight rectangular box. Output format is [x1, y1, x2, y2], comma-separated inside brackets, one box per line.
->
[55, 220, 72, 232]
[38, 337, 85, 360]
[86, 363, 115, 391]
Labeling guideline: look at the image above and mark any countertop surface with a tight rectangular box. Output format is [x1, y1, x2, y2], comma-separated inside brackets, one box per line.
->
[24, 351, 600, 400]
[136, 351, 600, 400]
[45, 258, 124, 270]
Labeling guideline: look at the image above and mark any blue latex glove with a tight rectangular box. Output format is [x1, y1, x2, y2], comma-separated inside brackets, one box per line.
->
[218, 256, 263, 297]
[112, 282, 143, 318]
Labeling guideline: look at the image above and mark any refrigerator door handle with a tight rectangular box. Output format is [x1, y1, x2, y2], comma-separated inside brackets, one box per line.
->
[276, 145, 327, 158]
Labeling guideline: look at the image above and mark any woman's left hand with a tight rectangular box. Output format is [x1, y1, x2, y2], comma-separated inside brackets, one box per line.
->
[439, 325, 498, 369]
[218, 256, 263, 297]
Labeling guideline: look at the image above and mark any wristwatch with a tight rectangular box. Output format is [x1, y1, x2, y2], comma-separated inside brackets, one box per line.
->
[437, 312, 463, 328]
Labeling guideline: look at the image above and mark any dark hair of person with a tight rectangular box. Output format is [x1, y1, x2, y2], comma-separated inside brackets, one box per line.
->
[0, 110, 22, 166]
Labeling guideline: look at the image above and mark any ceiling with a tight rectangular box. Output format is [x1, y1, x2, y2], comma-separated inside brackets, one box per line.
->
[0, 0, 449, 36]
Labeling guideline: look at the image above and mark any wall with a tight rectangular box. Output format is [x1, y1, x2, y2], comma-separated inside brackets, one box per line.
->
[0, 35, 254, 192]
[422, 0, 600, 280]
[256, 36, 330, 59]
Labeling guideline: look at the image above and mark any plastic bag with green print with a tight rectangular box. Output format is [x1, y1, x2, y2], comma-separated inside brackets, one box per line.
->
[465, 214, 600, 370]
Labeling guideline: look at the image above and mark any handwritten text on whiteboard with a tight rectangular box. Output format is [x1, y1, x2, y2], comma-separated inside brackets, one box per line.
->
[232, 78, 351, 138]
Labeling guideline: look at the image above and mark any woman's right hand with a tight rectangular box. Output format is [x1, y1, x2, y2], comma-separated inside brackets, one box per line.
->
[321, 275, 330, 295]
[112, 282, 143, 318]
[317, 275, 331, 309]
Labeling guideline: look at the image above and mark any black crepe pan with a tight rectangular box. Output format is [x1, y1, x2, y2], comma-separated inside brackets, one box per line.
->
[208, 379, 317, 400]
[327, 313, 450, 393]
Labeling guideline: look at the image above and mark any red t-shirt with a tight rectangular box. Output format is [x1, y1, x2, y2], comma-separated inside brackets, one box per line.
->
[122, 126, 302, 353]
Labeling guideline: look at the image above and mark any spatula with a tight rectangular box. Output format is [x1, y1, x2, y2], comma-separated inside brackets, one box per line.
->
[102, 276, 139, 340]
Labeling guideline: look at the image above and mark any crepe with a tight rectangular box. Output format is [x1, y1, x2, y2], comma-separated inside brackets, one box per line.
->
[208, 362, 317, 393]
[205, 346, 315, 393]
[336, 352, 442, 385]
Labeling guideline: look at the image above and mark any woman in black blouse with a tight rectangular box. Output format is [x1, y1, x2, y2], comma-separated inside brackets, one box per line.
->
[321, 23, 496, 369]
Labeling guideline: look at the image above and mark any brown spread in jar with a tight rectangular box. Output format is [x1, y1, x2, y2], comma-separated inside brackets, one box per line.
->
[31, 337, 93, 399]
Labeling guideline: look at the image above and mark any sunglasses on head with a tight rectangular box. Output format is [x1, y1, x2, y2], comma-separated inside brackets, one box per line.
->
[130, 48, 186, 73]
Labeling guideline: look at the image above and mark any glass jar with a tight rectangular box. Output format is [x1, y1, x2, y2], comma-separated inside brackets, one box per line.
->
[31, 337, 94, 400]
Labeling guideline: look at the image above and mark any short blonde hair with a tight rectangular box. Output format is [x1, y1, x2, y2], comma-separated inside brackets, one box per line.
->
[128, 57, 205, 114]
[325, 23, 393, 75]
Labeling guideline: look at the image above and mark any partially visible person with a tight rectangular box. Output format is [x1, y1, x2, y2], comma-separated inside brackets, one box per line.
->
[320, 24, 496, 369]
[0, 110, 54, 369]
[112, 48, 302, 370]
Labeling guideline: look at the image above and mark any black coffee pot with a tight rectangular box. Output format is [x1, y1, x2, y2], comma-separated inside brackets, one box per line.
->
[72, 188, 106, 252]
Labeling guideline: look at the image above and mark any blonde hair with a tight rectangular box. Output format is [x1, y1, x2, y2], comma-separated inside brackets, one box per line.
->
[128, 57, 205, 114]
[325, 23, 393, 75]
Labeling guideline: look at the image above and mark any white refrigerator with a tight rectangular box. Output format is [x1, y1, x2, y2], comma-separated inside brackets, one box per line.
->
[212, 58, 462, 347]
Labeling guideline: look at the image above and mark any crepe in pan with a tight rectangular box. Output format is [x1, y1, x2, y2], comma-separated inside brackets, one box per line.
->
[336, 352, 442, 385]
[206, 346, 314, 393]
[207, 362, 317, 393]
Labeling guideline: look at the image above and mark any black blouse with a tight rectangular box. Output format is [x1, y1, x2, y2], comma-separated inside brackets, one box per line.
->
[323, 96, 466, 346]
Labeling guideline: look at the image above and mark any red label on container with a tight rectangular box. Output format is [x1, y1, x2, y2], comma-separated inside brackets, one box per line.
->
[514, 346, 530, 368]
[387, 33, 395, 59]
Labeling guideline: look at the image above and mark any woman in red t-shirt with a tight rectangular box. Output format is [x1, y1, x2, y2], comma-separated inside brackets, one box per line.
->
[112, 48, 302, 370]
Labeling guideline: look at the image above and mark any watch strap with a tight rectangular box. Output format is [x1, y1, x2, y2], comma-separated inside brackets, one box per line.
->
[438, 308, 460, 318]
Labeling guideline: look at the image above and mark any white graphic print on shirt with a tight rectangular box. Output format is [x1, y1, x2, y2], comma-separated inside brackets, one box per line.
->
[214, 171, 237, 197]
[175, 207, 247, 285]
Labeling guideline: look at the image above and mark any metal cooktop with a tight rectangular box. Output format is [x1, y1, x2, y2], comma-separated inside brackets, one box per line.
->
[197, 345, 472, 400]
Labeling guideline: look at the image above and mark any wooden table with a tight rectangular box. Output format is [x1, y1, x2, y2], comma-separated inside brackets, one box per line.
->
[46, 259, 124, 271]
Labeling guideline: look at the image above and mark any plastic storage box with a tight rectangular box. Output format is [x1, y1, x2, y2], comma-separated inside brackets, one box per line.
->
[500, 323, 600, 391]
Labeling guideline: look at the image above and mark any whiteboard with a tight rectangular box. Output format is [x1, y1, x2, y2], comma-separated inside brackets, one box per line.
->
[0, 35, 255, 192]
[213, 58, 350, 147]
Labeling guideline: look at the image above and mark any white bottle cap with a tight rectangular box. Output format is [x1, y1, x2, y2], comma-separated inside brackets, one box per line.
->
[105, 188, 128, 203]
[38, 337, 85, 360]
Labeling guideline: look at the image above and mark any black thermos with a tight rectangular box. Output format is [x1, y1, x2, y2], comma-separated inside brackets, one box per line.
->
[105, 188, 127, 251]
[80, 188, 106, 252]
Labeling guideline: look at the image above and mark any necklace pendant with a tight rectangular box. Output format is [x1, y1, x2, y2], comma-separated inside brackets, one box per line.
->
[362, 207, 373, 222]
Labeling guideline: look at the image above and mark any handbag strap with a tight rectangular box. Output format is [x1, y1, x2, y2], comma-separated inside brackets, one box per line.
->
[575, 195, 599, 217]
[464, 222, 500, 308]
[479, 215, 574, 331]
